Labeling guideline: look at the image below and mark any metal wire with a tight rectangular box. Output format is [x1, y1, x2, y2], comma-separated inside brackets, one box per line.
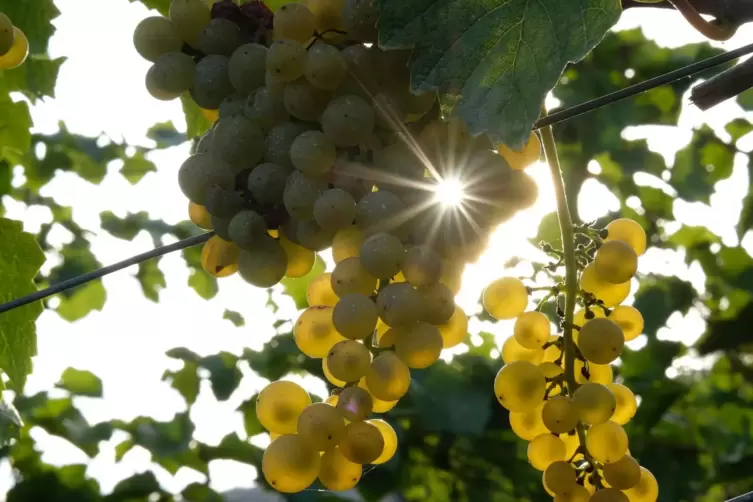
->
[728, 491, 753, 502]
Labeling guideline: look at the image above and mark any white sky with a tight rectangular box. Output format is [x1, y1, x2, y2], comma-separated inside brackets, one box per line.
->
[2, 0, 753, 498]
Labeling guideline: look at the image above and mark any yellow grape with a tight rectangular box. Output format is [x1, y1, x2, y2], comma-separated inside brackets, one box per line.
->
[339, 420, 384, 464]
[509, 403, 548, 440]
[256, 381, 312, 434]
[367, 419, 397, 464]
[262, 434, 320, 493]
[201, 107, 219, 122]
[580, 263, 631, 308]
[325, 394, 339, 406]
[318, 447, 362, 491]
[542, 335, 562, 362]
[331, 257, 377, 297]
[365, 351, 411, 401]
[307, 273, 339, 307]
[624, 467, 658, 502]
[594, 240, 638, 284]
[574, 307, 606, 328]
[544, 460, 577, 495]
[585, 421, 629, 464]
[322, 358, 346, 387]
[326, 340, 371, 383]
[605, 218, 647, 256]
[583, 474, 598, 494]
[578, 318, 625, 365]
[502, 336, 544, 365]
[603, 455, 641, 490]
[268, 228, 279, 238]
[514, 311, 552, 349]
[297, 402, 346, 451]
[561, 432, 579, 459]
[374, 318, 392, 347]
[332, 225, 363, 263]
[483, 277, 529, 320]
[394, 322, 443, 369]
[170, 0, 211, 48]
[0, 27, 28, 70]
[358, 378, 398, 413]
[575, 361, 614, 385]
[437, 306, 469, 348]
[201, 236, 240, 277]
[554, 484, 591, 502]
[270, 431, 281, 441]
[609, 306, 644, 342]
[440, 259, 463, 295]
[589, 488, 629, 502]
[494, 361, 546, 412]
[528, 433, 566, 471]
[280, 236, 316, 278]
[335, 386, 373, 422]
[542, 396, 579, 434]
[0, 13, 13, 56]
[294, 306, 345, 358]
[608, 383, 638, 425]
[497, 131, 542, 171]
[188, 202, 213, 229]
[571, 383, 616, 425]
[539, 362, 564, 379]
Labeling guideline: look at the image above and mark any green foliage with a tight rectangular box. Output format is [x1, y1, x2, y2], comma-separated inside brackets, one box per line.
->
[55, 368, 104, 398]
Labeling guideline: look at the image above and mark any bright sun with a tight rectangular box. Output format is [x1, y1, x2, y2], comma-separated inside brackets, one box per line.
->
[434, 177, 466, 207]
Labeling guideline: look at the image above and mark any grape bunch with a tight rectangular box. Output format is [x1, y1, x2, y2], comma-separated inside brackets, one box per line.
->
[0, 12, 30, 70]
[484, 218, 659, 502]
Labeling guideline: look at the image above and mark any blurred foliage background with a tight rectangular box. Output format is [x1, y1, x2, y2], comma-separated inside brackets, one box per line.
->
[1, 1, 753, 501]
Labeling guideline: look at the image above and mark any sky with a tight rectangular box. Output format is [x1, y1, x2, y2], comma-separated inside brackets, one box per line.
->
[2, 0, 753, 498]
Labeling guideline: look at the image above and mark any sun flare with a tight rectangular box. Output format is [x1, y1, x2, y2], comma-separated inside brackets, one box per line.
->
[434, 177, 466, 207]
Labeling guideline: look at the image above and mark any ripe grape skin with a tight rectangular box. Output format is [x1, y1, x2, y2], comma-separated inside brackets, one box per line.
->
[322, 357, 346, 387]
[228, 43, 267, 94]
[313, 188, 357, 231]
[494, 360, 546, 412]
[133, 16, 183, 62]
[514, 311, 552, 349]
[246, 87, 290, 132]
[212, 115, 265, 172]
[332, 226, 363, 263]
[402, 245, 442, 287]
[542, 396, 579, 434]
[284, 79, 331, 121]
[355, 190, 408, 239]
[294, 305, 344, 358]
[248, 162, 292, 206]
[394, 322, 443, 369]
[368, 419, 398, 464]
[497, 131, 542, 171]
[502, 336, 544, 365]
[0, 13, 15, 56]
[607, 383, 637, 425]
[267, 39, 307, 82]
[199, 18, 242, 56]
[605, 218, 647, 256]
[585, 421, 629, 464]
[318, 448, 362, 491]
[264, 122, 315, 169]
[376, 282, 423, 327]
[256, 380, 312, 434]
[291, 130, 336, 176]
[283, 170, 328, 221]
[336, 386, 373, 422]
[553, 485, 590, 502]
[177, 154, 235, 205]
[594, 240, 638, 284]
[237, 236, 288, 288]
[149, 52, 196, 96]
[339, 420, 385, 465]
[509, 403, 548, 440]
[571, 382, 616, 425]
[305, 42, 347, 90]
[332, 293, 378, 340]
[296, 402, 345, 451]
[365, 351, 411, 401]
[609, 306, 644, 342]
[169, 0, 210, 48]
[279, 236, 316, 277]
[578, 318, 625, 365]
[307, 273, 339, 307]
[322, 95, 375, 147]
[261, 434, 320, 493]
[146, 65, 183, 101]
[580, 263, 631, 308]
[544, 461, 577, 495]
[358, 378, 398, 413]
[274, 3, 316, 44]
[419, 282, 455, 325]
[342, 0, 379, 42]
[331, 257, 376, 297]
[201, 236, 240, 277]
[623, 467, 658, 502]
[191, 55, 234, 110]
[360, 233, 405, 279]
[436, 306, 468, 348]
[288, 219, 336, 251]
[603, 455, 641, 490]
[483, 277, 529, 320]
[326, 339, 371, 383]
[188, 202, 213, 229]
[527, 433, 566, 471]
[228, 210, 266, 247]
[589, 488, 629, 502]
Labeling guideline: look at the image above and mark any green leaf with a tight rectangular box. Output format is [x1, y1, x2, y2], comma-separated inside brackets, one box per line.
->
[633, 276, 695, 336]
[698, 300, 753, 354]
[725, 118, 753, 143]
[181, 483, 223, 502]
[531, 212, 561, 249]
[281, 255, 325, 309]
[181, 94, 213, 139]
[147, 121, 187, 148]
[114, 439, 134, 462]
[120, 151, 156, 185]
[55, 280, 106, 322]
[200, 352, 242, 401]
[130, 0, 171, 15]
[223, 309, 245, 327]
[136, 259, 166, 302]
[667, 225, 721, 249]
[184, 245, 218, 299]
[0, 95, 32, 163]
[0, 0, 60, 54]
[197, 433, 263, 465]
[377, 0, 621, 148]
[237, 397, 265, 437]
[671, 126, 735, 203]
[0, 57, 66, 102]
[99, 211, 178, 245]
[0, 218, 45, 390]
[55, 368, 103, 398]
[162, 362, 200, 405]
[0, 400, 23, 446]
[106, 472, 163, 501]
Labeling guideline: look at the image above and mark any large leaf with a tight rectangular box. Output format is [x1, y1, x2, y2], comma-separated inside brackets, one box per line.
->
[0, 0, 60, 54]
[377, 0, 622, 148]
[55, 368, 104, 398]
[0, 218, 45, 390]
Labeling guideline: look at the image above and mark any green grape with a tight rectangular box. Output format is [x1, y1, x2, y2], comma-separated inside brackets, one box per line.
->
[603, 455, 641, 490]
[341, 43, 377, 81]
[305, 42, 347, 90]
[191, 55, 234, 110]
[297, 402, 345, 451]
[211, 215, 232, 241]
[509, 403, 548, 440]
[402, 245, 442, 287]
[578, 318, 625, 365]
[355, 190, 407, 238]
[188, 202, 213, 230]
[145, 65, 182, 101]
[237, 236, 288, 287]
[332, 226, 363, 263]
[169, 0, 210, 48]
[483, 277, 529, 320]
[212, 114, 265, 172]
[331, 257, 376, 297]
[177, 153, 235, 205]
[394, 322, 443, 369]
[605, 218, 647, 256]
[553, 485, 591, 502]
[228, 43, 267, 94]
[339, 421, 384, 464]
[203, 184, 244, 218]
[279, 235, 316, 277]
[437, 306, 468, 349]
[0, 25, 26, 70]
[342, 0, 378, 42]
[148, 51, 196, 97]
[0, 13, 14, 56]
[540, 361, 564, 379]
[623, 467, 658, 502]
[514, 311, 552, 349]
[322, 94, 375, 147]
[289, 219, 336, 251]
[607, 383, 637, 425]
[218, 95, 246, 118]
[332, 293, 378, 340]
[609, 306, 643, 342]
[544, 461, 577, 495]
[376, 282, 422, 327]
[246, 87, 290, 132]
[265, 70, 288, 98]
[303, 0, 346, 38]
[494, 361, 546, 412]
[594, 240, 638, 284]
[283, 79, 330, 121]
[196, 128, 214, 154]
[365, 351, 410, 401]
[133, 16, 182, 62]
[368, 419, 397, 464]
[267, 39, 306, 82]
[590, 489, 629, 502]
[571, 382, 616, 425]
[262, 434, 320, 493]
[265, 121, 314, 168]
[256, 380, 312, 434]
[580, 263, 631, 308]
[359, 233, 405, 279]
[291, 130, 336, 176]
[322, 358, 346, 387]
[333, 168, 372, 202]
[358, 378, 397, 413]
[336, 386, 373, 422]
[326, 339, 371, 383]
[228, 210, 266, 247]
[527, 433, 566, 471]
[294, 305, 345, 358]
[274, 3, 316, 43]
[419, 282, 455, 325]
[199, 18, 242, 56]
[283, 170, 328, 221]
[307, 273, 339, 307]
[542, 396, 579, 434]
[201, 235, 239, 277]
[314, 188, 356, 238]
[501, 335, 544, 364]
[318, 447, 362, 491]
[248, 162, 292, 206]
[585, 421, 629, 464]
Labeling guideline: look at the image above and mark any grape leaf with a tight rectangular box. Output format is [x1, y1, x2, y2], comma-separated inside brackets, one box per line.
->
[377, 0, 622, 148]
[131, 0, 171, 16]
[55, 368, 103, 398]
[0, 218, 45, 390]
[0, 0, 60, 54]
